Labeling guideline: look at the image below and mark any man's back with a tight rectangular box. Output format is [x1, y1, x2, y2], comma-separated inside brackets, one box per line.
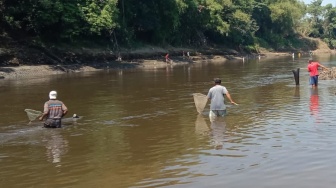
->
[44, 100, 67, 119]
[308, 62, 320, 76]
[207, 85, 227, 110]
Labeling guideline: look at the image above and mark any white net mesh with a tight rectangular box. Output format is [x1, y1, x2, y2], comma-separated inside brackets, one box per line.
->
[193, 93, 208, 114]
[24, 109, 42, 121]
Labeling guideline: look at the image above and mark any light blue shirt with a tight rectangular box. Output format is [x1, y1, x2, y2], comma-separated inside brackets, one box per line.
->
[207, 85, 228, 110]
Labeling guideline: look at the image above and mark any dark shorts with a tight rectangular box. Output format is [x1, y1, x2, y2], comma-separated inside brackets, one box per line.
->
[44, 119, 62, 128]
[310, 75, 318, 86]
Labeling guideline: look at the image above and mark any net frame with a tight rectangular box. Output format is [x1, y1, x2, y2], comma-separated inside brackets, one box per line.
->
[24, 109, 43, 122]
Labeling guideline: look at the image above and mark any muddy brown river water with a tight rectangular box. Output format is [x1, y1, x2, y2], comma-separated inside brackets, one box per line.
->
[1, 54, 336, 188]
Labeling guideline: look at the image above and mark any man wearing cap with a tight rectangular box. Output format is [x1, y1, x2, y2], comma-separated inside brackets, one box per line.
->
[307, 59, 327, 88]
[39, 91, 68, 128]
[207, 78, 238, 121]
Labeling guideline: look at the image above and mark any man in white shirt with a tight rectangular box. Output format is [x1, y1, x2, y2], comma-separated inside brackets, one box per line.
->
[207, 78, 237, 121]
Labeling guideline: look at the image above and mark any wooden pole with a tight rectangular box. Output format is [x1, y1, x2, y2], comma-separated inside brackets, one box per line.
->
[292, 68, 300, 85]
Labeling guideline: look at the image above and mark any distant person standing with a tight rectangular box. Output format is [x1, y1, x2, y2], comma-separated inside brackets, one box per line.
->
[207, 78, 238, 121]
[165, 53, 171, 63]
[309, 50, 313, 56]
[307, 59, 327, 88]
[187, 51, 190, 59]
[39, 91, 68, 128]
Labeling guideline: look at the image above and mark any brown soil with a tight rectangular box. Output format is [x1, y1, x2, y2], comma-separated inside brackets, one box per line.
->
[308, 37, 332, 53]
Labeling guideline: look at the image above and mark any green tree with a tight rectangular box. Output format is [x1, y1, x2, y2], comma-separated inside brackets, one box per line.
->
[306, 0, 324, 37]
[269, 0, 305, 36]
[80, 0, 119, 35]
[323, 6, 336, 48]
[252, 1, 272, 38]
[227, 0, 259, 45]
[0, 0, 85, 40]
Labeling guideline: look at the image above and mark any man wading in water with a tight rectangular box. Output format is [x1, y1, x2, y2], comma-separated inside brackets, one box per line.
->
[39, 91, 68, 128]
[207, 78, 238, 121]
[307, 59, 327, 88]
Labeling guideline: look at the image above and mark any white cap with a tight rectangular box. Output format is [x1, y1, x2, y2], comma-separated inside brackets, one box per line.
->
[49, 91, 57, 99]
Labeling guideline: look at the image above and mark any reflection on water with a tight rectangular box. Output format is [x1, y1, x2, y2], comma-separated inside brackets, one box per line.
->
[310, 88, 319, 122]
[43, 130, 68, 165]
[195, 114, 209, 136]
[294, 86, 300, 98]
[0, 125, 69, 166]
[209, 118, 226, 150]
[195, 115, 226, 150]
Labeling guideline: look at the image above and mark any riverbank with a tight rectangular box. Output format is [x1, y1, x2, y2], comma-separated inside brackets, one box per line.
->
[0, 35, 333, 80]
[0, 52, 295, 79]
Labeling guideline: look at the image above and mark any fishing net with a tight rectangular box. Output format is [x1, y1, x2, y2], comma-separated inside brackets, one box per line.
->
[319, 67, 336, 80]
[193, 93, 208, 114]
[24, 109, 42, 122]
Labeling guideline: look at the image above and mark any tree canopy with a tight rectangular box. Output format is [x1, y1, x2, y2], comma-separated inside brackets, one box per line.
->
[0, 0, 335, 49]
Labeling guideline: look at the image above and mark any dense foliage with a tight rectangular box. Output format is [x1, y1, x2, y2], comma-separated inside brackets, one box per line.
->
[0, 0, 335, 50]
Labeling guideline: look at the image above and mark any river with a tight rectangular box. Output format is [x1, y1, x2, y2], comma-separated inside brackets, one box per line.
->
[1, 54, 336, 188]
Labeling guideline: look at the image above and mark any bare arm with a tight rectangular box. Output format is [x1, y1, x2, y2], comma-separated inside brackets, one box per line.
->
[318, 63, 327, 69]
[39, 102, 49, 121]
[39, 113, 48, 121]
[226, 91, 238, 105]
[62, 110, 68, 117]
[62, 103, 68, 117]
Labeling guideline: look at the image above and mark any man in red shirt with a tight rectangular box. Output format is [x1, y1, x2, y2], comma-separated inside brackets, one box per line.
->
[307, 59, 327, 88]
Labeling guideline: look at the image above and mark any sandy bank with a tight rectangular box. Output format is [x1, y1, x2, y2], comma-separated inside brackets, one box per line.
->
[0, 52, 292, 80]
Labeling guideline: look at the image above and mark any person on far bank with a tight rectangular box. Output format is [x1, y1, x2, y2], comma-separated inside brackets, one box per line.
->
[165, 53, 171, 63]
[39, 91, 68, 128]
[207, 78, 238, 121]
[307, 59, 327, 88]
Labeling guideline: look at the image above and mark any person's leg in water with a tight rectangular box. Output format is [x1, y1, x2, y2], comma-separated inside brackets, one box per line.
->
[314, 75, 319, 87]
[310, 76, 318, 88]
[209, 110, 216, 122]
[310, 76, 314, 88]
[209, 110, 227, 122]
[44, 119, 62, 128]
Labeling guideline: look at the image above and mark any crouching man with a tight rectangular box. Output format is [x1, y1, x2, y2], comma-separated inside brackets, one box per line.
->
[39, 91, 68, 128]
